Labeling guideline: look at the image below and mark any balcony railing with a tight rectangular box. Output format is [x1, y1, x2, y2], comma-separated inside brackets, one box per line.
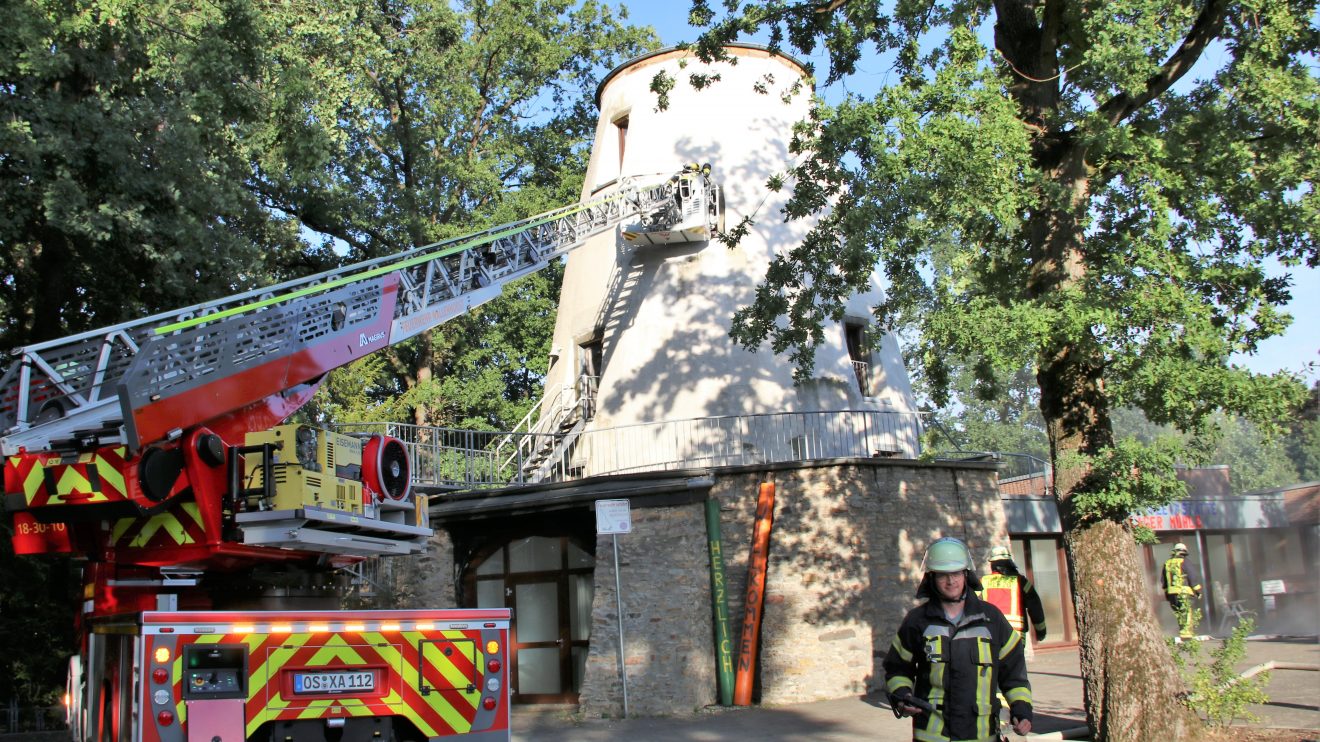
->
[933, 450, 1053, 497]
[850, 360, 870, 394]
[339, 409, 922, 490]
[335, 423, 568, 488]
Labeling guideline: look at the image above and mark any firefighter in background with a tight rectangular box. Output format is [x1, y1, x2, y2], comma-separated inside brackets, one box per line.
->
[1162, 542, 1203, 640]
[884, 537, 1033, 741]
[979, 546, 1048, 652]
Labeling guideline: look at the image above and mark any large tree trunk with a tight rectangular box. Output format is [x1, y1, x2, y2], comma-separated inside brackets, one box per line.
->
[1064, 516, 1200, 740]
[1032, 149, 1201, 740]
[1041, 354, 1200, 739]
[409, 341, 437, 428]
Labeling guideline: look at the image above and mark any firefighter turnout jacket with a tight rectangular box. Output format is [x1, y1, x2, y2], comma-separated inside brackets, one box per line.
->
[1162, 555, 1201, 597]
[978, 570, 1048, 641]
[883, 592, 1033, 742]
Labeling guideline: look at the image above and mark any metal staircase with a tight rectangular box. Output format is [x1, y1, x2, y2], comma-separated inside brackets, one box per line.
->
[495, 375, 596, 483]
[1, 167, 721, 456]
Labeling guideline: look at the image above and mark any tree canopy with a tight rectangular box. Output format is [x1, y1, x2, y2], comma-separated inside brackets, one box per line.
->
[679, 0, 1317, 738]
[256, 0, 653, 427]
[0, 0, 307, 347]
[923, 363, 1317, 491]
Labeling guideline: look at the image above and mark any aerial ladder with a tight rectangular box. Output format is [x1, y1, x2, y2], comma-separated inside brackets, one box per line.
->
[1, 166, 721, 742]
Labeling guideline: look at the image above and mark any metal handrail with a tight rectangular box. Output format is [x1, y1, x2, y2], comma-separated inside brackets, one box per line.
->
[934, 450, 1052, 496]
[491, 375, 597, 474]
[571, 409, 921, 478]
[342, 409, 923, 490]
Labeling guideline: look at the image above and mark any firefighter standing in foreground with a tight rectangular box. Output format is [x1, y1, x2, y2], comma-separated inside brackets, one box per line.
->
[978, 546, 1048, 655]
[1162, 542, 1203, 640]
[884, 537, 1033, 741]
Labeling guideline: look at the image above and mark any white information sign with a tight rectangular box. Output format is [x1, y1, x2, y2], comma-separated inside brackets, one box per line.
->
[596, 499, 632, 535]
[1260, 579, 1286, 595]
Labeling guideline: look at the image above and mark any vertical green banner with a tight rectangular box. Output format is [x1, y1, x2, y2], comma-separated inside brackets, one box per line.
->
[705, 497, 735, 706]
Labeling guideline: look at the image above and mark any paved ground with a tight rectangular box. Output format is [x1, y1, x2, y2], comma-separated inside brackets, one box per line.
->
[511, 637, 1320, 741]
[4, 639, 1313, 740]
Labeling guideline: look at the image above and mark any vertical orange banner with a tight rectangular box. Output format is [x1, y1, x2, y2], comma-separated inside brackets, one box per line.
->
[734, 481, 776, 706]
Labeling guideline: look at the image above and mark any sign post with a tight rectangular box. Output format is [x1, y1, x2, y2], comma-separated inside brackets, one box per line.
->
[595, 499, 632, 717]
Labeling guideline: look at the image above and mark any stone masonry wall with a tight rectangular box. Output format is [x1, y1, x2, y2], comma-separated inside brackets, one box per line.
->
[408, 458, 1002, 718]
[575, 458, 1004, 716]
[577, 502, 716, 717]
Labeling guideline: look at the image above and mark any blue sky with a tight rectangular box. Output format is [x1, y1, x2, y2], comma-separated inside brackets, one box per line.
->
[613, 3, 1318, 384]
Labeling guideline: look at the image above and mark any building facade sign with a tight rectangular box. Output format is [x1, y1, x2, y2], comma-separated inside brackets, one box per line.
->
[1132, 496, 1289, 531]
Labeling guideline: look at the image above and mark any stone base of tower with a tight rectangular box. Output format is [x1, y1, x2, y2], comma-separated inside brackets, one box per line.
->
[386, 457, 1005, 717]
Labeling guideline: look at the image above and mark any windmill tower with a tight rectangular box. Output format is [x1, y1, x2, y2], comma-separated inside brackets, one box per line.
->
[537, 44, 920, 477]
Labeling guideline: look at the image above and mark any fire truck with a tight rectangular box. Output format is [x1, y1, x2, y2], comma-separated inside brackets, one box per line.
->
[1, 166, 721, 741]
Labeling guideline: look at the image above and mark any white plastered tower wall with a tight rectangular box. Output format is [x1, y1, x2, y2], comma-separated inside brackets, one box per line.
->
[543, 44, 919, 469]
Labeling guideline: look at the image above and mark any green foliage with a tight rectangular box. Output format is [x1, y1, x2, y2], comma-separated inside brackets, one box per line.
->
[305, 263, 565, 431]
[917, 363, 1049, 464]
[1290, 415, 1320, 481]
[1065, 436, 1189, 523]
[433, 263, 564, 429]
[249, 0, 654, 427]
[3, 0, 654, 421]
[0, 522, 78, 705]
[0, 0, 311, 346]
[1115, 406, 1307, 492]
[678, 3, 1313, 732]
[249, 0, 655, 259]
[1132, 523, 1159, 545]
[1287, 383, 1320, 481]
[1170, 618, 1271, 729]
[1, 0, 658, 710]
[1205, 414, 1304, 492]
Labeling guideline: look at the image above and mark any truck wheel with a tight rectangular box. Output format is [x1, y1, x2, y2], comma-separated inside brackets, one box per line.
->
[390, 719, 425, 742]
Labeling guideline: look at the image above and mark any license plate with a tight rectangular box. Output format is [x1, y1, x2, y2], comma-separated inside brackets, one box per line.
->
[293, 671, 375, 694]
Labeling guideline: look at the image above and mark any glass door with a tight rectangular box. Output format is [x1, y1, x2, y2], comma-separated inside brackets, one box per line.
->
[511, 576, 566, 700]
[470, 535, 594, 703]
[1010, 536, 1076, 645]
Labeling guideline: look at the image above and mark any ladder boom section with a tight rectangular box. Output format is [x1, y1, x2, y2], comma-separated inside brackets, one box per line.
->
[2, 168, 719, 454]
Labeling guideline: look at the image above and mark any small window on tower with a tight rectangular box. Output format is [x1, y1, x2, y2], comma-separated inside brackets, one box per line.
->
[578, 338, 603, 420]
[614, 115, 629, 172]
[845, 322, 871, 395]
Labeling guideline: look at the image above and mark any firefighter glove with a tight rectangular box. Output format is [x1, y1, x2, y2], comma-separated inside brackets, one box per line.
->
[889, 688, 921, 718]
[1009, 701, 1033, 726]
[1034, 627, 1047, 642]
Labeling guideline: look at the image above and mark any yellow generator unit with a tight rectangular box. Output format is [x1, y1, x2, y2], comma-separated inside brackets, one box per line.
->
[243, 424, 365, 514]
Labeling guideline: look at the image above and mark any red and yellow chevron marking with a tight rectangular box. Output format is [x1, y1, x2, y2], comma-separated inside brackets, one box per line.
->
[173, 628, 486, 738]
[111, 501, 205, 549]
[4, 447, 130, 508]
